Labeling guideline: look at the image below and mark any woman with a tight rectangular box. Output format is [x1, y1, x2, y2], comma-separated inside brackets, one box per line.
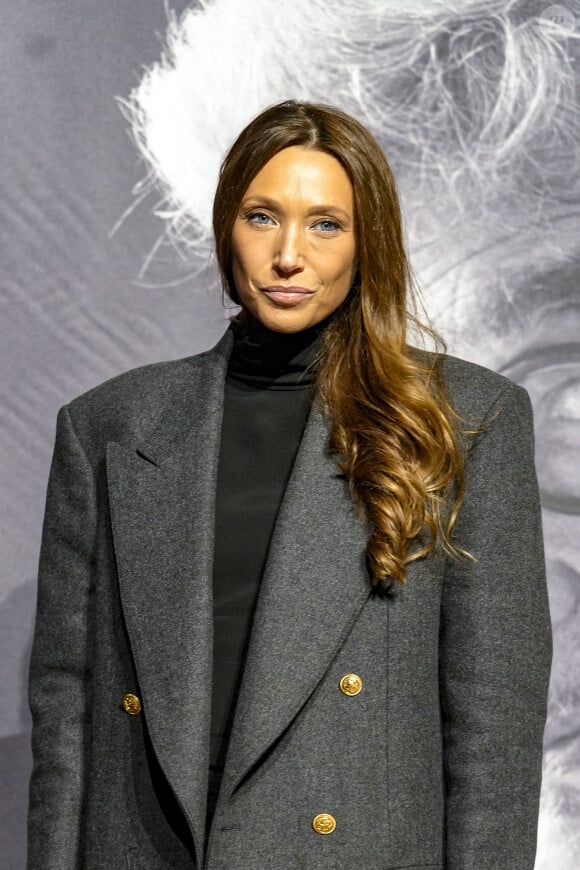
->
[27, 101, 552, 870]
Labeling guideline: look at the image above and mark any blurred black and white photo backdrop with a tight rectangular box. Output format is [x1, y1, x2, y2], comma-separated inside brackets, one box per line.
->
[1, 1, 578, 866]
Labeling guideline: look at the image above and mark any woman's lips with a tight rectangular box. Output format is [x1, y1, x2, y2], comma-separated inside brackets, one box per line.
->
[261, 286, 315, 305]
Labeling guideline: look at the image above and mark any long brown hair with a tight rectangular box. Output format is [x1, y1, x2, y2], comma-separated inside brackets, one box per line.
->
[212, 100, 467, 589]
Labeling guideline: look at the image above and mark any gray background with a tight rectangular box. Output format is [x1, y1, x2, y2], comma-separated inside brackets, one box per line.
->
[1, 1, 578, 867]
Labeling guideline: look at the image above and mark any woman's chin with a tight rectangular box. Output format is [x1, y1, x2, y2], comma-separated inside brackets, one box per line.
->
[245, 303, 319, 334]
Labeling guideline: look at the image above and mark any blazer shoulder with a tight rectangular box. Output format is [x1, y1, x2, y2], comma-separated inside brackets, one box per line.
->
[61, 328, 233, 455]
[436, 352, 527, 426]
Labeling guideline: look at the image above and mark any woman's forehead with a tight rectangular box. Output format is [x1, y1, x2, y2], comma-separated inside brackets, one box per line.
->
[242, 147, 354, 212]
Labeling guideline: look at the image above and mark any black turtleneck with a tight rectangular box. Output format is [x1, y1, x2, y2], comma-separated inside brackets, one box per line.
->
[207, 310, 335, 832]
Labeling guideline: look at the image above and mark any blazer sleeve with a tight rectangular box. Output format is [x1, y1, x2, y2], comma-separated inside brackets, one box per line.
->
[27, 404, 96, 869]
[439, 383, 552, 870]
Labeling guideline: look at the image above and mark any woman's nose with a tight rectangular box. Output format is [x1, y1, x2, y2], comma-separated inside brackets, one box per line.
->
[274, 225, 304, 274]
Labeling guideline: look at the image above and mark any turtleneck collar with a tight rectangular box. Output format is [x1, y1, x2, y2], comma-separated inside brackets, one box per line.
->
[226, 307, 339, 390]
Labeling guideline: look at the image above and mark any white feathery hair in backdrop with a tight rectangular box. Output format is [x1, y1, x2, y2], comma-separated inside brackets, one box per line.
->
[121, 2, 580, 868]
[122, 0, 579, 279]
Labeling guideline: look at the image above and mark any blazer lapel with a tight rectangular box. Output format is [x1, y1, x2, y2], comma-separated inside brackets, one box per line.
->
[105, 328, 234, 860]
[220, 396, 372, 800]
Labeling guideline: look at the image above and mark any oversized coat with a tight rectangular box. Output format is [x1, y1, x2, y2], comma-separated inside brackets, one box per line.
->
[27, 325, 552, 870]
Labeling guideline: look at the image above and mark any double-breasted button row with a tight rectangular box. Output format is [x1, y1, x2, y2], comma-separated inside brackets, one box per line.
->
[121, 693, 141, 715]
[311, 675, 362, 836]
[122, 679, 359, 836]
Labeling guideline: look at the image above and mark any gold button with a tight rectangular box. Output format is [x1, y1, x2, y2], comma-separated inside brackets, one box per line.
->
[312, 813, 336, 835]
[121, 693, 141, 715]
[339, 673, 363, 696]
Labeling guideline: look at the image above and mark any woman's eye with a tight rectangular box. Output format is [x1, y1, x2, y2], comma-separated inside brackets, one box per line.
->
[314, 219, 340, 233]
[246, 211, 273, 226]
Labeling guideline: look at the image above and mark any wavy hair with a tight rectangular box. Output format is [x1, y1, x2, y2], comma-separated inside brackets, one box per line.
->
[213, 100, 467, 588]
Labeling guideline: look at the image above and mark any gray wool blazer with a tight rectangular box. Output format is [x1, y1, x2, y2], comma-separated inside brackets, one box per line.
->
[27, 325, 552, 870]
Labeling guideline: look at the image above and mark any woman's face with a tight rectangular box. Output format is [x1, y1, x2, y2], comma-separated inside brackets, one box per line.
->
[231, 145, 357, 333]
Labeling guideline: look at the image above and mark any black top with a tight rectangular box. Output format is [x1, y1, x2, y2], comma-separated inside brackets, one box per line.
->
[207, 310, 336, 831]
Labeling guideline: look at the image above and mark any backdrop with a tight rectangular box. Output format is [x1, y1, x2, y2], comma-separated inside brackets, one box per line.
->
[1, 2, 578, 867]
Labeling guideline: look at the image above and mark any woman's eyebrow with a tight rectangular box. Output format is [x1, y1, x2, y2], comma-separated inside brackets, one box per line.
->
[241, 195, 351, 220]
